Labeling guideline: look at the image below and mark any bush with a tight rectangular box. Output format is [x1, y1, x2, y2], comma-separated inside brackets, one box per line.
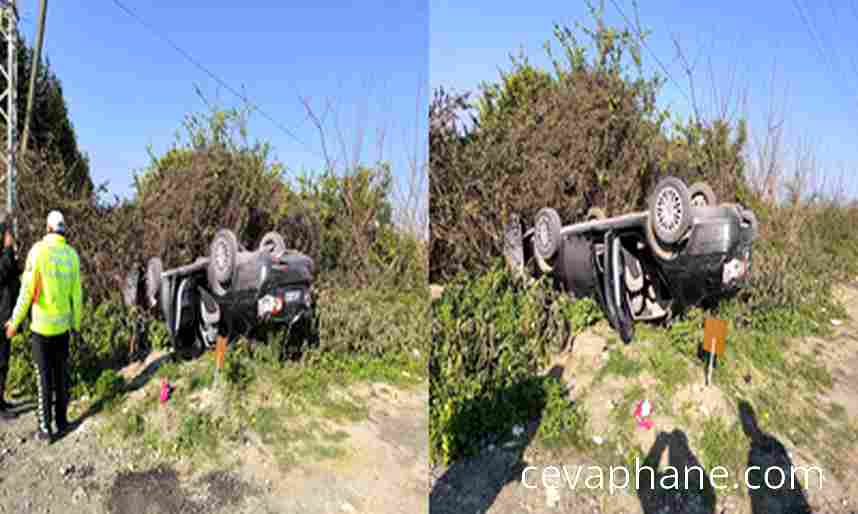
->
[15, 148, 143, 306]
[6, 298, 137, 400]
[93, 369, 126, 402]
[136, 105, 319, 268]
[317, 286, 429, 358]
[429, 265, 600, 463]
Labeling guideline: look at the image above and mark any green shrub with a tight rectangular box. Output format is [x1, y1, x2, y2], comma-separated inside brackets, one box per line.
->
[93, 369, 126, 402]
[317, 286, 429, 358]
[7, 298, 134, 400]
[536, 377, 589, 448]
[72, 298, 137, 397]
[429, 265, 600, 463]
[222, 342, 255, 390]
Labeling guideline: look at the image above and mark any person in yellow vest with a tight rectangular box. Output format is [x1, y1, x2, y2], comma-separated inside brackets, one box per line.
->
[5, 211, 82, 443]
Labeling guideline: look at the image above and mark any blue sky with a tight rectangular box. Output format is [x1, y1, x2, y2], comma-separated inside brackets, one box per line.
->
[431, 0, 858, 197]
[25, 1, 428, 199]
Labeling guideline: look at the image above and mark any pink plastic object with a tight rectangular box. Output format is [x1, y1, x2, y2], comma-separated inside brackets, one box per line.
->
[633, 399, 653, 429]
[160, 377, 171, 404]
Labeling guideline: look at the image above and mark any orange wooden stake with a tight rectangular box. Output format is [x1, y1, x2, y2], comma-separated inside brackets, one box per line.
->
[215, 336, 227, 370]
[703, 319, 728, 386]
[703, 319, 728, 356]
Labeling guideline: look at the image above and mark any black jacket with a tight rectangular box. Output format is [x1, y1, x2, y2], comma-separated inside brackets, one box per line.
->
[0, 245, 20, 323]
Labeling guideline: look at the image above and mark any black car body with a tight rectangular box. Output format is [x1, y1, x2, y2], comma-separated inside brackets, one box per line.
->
[145, 229, 315, 350]
[504, 177, 758, 343]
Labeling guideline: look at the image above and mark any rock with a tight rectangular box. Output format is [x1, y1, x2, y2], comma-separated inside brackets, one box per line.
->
[341, 501, 356, 513]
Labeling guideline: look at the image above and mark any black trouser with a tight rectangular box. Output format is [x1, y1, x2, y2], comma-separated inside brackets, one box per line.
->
[31, 331, 70, 433]
[0, 331, 9, 402]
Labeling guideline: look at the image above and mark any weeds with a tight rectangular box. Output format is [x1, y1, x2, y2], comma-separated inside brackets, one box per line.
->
[430, 265, 601, 463]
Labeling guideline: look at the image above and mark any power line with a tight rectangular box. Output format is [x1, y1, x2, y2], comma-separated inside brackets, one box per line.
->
[109, 0, 322, 159]
[607, 0, 692, 107]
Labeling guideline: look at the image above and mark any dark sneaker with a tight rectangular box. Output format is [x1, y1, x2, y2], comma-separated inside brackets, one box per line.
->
[34, 429, 52, 443]
[0, 400, 14, 411]
[0, 409, 14, 420]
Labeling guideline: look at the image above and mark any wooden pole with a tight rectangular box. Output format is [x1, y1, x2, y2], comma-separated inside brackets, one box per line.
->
[706, 342, 715, 386]
[21, 0, 48, 154]
[214, 335, 227, 385]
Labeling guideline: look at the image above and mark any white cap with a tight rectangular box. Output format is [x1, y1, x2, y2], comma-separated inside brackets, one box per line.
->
[47, 210, 65, 233]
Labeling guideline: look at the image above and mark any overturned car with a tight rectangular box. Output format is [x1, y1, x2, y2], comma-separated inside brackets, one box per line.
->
[504, 176, 759, 343]
[142, 229, 315, 352]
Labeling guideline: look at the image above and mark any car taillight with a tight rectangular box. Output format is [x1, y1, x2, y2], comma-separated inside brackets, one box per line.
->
[258, 295, 284, 318]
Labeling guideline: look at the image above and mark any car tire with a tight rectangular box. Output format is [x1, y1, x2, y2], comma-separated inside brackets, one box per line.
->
[533, 207, 562, 261]
[605, 234, 635, 344]
[649, 176, 692, 245]
[259, 231, 287, 259]
[145, 257, 163, 310]
[207, 229, 239, 296]
[689, 182, 717, 208]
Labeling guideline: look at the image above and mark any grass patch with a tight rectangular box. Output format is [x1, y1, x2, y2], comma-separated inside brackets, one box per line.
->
[100, 329, 425, 471]
[695, 416, 747, 490]
[598, 349, 643, 380]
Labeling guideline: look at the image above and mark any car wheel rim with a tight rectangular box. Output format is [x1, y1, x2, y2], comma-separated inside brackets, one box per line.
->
[214, 241, 231, 281]
[536, 219, 552, 255]
[655, 187, 683, 235]
[691, 193, 708, 208]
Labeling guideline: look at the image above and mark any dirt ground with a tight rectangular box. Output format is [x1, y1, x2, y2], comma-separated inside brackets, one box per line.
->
[429, 284, 858, 514]
[0, 354, 428, 514]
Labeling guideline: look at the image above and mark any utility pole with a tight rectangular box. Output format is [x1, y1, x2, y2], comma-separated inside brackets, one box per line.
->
[0, 1, 17, 236]
[21, 0, 46, 154]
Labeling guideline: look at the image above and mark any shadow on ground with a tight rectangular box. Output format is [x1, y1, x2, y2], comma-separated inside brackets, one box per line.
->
[738, 400, 813, 514]
[637, 429, 717, 514]
[54, 350, 171, 443]
[429, 366, 564, 514]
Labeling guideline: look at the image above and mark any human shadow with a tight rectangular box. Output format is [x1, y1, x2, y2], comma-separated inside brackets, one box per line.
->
[429, 366, 564, 514]
[738, 401, 813, 514]
[638, 429, 717, 514]
[53, 350, 171, 443]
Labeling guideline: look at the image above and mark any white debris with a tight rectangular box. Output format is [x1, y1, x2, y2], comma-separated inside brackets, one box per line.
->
[593, 435, 604, 445]
[512, 425, 525, 438]
[831, 319, 843, 326]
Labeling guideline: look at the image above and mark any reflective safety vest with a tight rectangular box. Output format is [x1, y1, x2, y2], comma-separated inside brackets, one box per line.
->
[10, 234, 82, 336]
